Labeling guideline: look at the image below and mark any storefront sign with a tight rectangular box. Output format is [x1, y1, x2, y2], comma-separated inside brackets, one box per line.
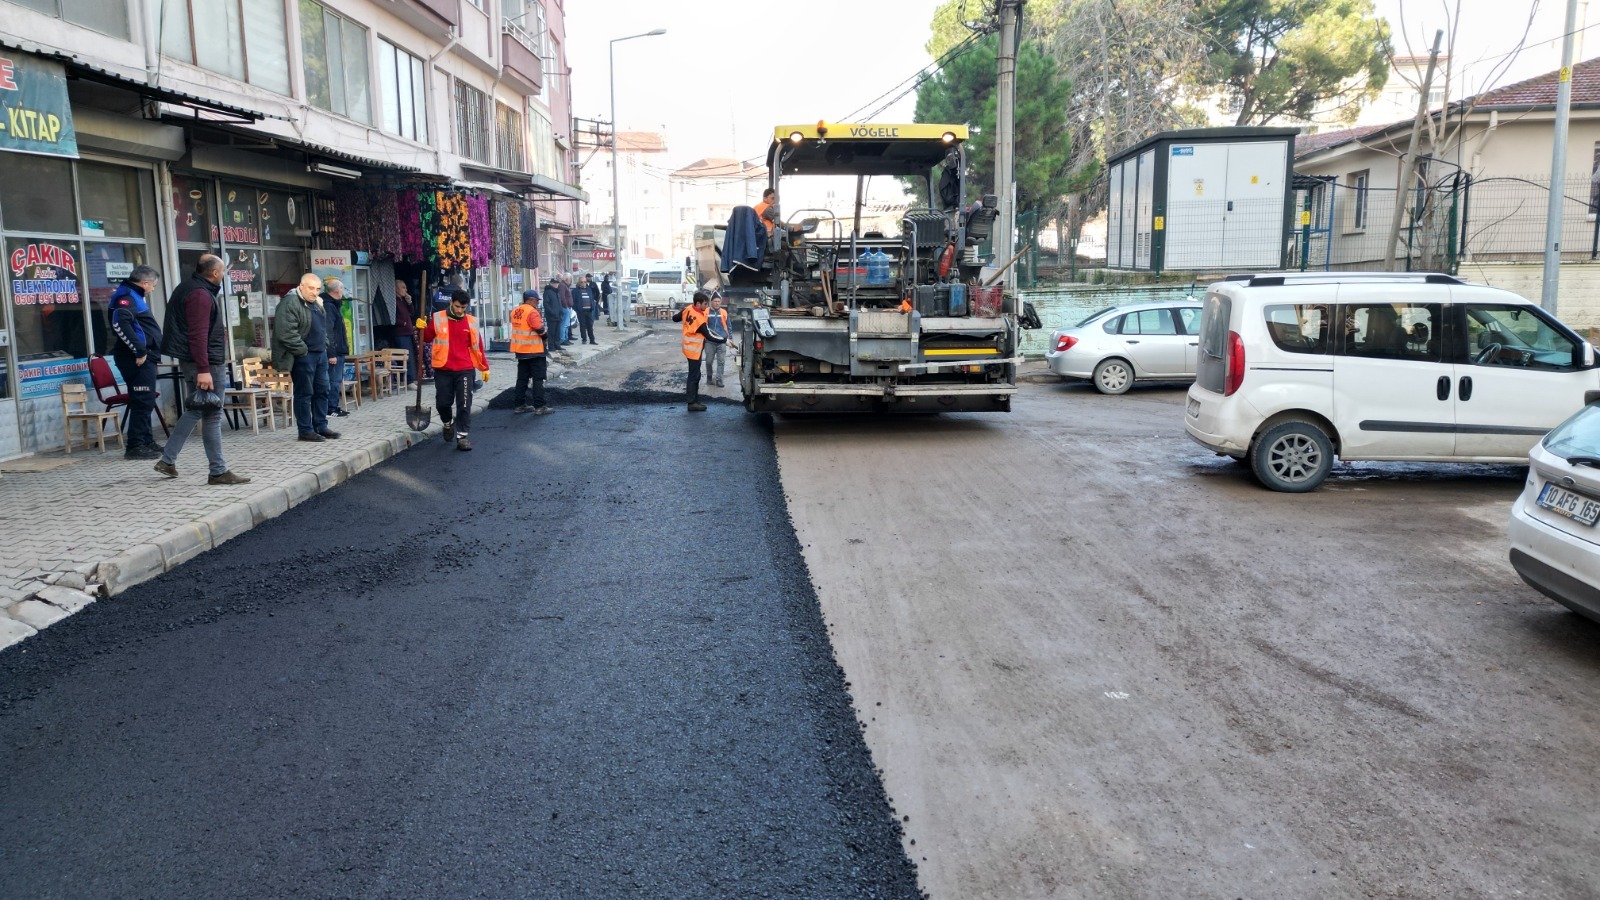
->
[105, 262, 134, 280]
[9, 241, 80, 306]
[0, 54, 78, 159]
[19, 357, 88, 398]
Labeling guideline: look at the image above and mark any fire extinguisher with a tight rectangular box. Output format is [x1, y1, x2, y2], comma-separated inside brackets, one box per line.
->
[937, 241, 957, 278]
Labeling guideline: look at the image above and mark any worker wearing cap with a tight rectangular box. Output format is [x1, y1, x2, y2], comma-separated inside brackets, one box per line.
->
[418, 289, 489, 451]
[672, 290, 720, 412]
[510, 289, 552, 416]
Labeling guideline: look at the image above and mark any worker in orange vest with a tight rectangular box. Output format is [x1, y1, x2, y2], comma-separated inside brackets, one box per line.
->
[753, 188, 779, 235]
[418, 289, 489, 450]
[509, 289, 552, 416]
[672, 290, 720, 412]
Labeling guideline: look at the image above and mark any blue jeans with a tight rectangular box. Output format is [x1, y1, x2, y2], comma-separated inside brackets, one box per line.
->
[327, 356, 345, 412]
[292, 351, 330, 435]
[392, 336, 416, 382]
[160, 362, 228, 476]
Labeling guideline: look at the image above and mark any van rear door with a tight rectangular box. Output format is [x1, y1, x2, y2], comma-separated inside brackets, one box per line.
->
[1194, 292, 1231, 394]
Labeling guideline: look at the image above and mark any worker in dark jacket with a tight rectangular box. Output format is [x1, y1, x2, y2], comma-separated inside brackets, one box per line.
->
[156, 254, 250, 485]
[574, 275, 598, 345]
[542, 277, 565, 353]
[322, 277, 351, 416]
[106, 265, 164, 459]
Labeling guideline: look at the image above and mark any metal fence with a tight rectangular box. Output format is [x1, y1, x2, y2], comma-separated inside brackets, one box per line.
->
[1293, 174, 1600, 273]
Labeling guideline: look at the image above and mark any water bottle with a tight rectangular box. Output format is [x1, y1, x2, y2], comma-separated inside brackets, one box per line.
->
[857, 249, 872, 287]
[949, 282, 966, 315]
[871, 249, 891, 285]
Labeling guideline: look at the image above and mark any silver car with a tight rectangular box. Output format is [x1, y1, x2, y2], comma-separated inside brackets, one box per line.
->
[1045, 299, 1204, 394]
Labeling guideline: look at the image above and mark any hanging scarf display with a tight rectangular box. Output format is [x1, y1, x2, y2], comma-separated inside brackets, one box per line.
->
[398, 190, 425, 263]
[419, 191, 441, 268]
[434, 192, 471, 270]
[331, 186, 373, 251]
[493, 200, 514, 267]
[466, 194, 492, 268]
[520, 203, 539, 271]
[370, 190, 402, 259]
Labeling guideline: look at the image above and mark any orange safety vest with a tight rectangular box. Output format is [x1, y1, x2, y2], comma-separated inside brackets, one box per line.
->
[754, 200, 775, 234]
[509, 303, 545, 355]
[430, 310, 489, 371]
[682, 304, 708, 360]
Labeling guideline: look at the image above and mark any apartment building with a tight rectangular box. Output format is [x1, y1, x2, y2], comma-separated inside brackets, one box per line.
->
[0, 0, 583, 459]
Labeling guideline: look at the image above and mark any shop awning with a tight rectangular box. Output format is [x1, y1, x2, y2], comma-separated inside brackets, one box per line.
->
[459, 161, 588, 201]
[185, 120, 427, 175]
[0, 39, 273, 123]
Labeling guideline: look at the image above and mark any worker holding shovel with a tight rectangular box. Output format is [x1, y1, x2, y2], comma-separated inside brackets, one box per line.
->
[418, 289, 489, 451]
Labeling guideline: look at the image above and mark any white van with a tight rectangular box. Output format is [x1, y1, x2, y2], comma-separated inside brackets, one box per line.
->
[637, 261, 691, 309]
[1184, 272, 1599, 492]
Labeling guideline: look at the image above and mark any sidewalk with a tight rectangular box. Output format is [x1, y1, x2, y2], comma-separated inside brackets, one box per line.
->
[0, 326, 650, 651]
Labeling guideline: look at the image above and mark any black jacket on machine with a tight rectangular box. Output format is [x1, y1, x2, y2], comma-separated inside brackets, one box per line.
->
[161, 274, 225, 369]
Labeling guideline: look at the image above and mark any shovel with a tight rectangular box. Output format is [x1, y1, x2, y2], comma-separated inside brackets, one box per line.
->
[405, 338, 430, 430]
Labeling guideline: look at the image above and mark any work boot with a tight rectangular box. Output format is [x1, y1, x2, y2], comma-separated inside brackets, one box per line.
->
[207, 470, 253, 486]
[316, 429, 342, 439]
[687, 402, 707, 412]
[534, 406, 553, 416]
[298, 432, 326, 442]
[456, 437, 473, 451]
[153, 459, 178, 478]
[443, 422, 455, 441]
[125, 444, 162, 460]
[514, 405, 531, 414]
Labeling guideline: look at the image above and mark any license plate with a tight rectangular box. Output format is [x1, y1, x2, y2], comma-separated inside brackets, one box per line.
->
[1187, 398, 1201, 418]
[1537, 482, 1600, 526]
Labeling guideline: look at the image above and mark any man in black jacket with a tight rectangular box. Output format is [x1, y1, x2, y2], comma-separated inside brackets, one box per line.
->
[106, 265, 164, 459]
[542, 277, 565, 353]
[322, 277, 351, 416]
[155, 254, 250, 485]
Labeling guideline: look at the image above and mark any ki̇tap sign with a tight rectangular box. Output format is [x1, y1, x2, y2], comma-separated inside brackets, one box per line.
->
[0, 53, 79, 159]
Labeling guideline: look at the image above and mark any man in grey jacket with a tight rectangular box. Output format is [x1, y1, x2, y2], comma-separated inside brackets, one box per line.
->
[271, 273, 340, 442]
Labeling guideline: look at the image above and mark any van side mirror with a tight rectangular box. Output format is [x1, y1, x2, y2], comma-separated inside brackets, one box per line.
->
[1586, 342, 1596, 368]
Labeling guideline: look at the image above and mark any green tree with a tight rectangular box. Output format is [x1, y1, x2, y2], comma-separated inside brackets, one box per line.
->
[909, 32, 1085, 216]
[1202, 0, 1392, 125]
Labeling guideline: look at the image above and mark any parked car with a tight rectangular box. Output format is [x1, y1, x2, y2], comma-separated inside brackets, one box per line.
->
[1046, 299, 1204, 394]
[1509, 396, 1600, 624]
[1184, 271, 1599, 492]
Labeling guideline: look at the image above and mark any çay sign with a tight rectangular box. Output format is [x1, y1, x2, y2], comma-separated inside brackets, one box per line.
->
[0, 54, 78, 159]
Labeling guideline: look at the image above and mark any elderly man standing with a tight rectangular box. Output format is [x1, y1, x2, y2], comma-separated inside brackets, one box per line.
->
[271, 273, 341, 443]
[155, 255, 251, 484]
[321, 277, 351, 417]
[392, 279, 418, 385]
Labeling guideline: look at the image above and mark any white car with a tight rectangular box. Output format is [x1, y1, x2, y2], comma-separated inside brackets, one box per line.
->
[1045, 300, 1204, 394]
[1184, 271, 1599, 492]
[1509, 398, 1600, 624]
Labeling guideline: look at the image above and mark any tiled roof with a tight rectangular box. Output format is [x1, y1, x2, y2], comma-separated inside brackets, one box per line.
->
[616, 131, 667, 153]
[673, 157, 766, 178]
[1470, 56, 1600, 109]
[1294, 123, 1396, 157]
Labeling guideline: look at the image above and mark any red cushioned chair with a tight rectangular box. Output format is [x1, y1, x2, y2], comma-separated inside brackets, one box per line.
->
[89, 355, 169, 437]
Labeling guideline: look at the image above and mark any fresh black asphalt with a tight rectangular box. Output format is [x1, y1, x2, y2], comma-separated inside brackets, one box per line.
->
[0, 389, 920, 899]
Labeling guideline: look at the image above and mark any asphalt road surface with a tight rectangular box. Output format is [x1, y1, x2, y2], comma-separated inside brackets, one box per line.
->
[0, 345, 918, 899]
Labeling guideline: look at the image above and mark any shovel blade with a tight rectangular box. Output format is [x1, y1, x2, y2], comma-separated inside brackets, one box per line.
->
[406, 406, 431, 431]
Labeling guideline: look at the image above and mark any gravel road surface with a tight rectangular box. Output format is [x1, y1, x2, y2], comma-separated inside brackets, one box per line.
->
[0, 364, 919, 899]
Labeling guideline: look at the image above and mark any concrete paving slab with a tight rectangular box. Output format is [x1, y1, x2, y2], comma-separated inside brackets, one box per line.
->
[9, 599, 69, 630]
[35, 585, 95, 613]
[0, 617, 37, 651]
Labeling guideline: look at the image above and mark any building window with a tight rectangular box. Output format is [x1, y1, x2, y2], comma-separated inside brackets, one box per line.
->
[546, 37, 563, 96]
[15, 0, 128, 39]
[529, 108, 558, 180]
[160, 0, 289, 94]
[378, 40, 427, 142]
[454, 80, 489, 163]
[300, 0, 371, 124]
[496, 103, 526, 171]
[1347, 170, 1369, 232]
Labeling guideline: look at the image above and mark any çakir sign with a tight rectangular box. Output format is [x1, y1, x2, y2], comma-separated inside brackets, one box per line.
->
[10, 241, 80, 306]
[0, 54, 78, 159]
[19, 357, 89, 399]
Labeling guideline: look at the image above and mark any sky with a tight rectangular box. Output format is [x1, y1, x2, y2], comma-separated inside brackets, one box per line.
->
[564, 0, 1591, 177]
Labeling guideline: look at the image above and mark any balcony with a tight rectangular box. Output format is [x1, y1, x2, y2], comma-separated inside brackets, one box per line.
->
[385, 0, 458, 35]
[501, 21, 543, 96]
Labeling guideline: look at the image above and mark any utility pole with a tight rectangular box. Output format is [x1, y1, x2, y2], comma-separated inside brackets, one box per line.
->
[992, 0, 1023, 272]
[1542, 0, 1581, 312]
[1384, 30, 1443, 272]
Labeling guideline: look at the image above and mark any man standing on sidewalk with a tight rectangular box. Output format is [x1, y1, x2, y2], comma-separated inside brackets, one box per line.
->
[272, 273, 341, 443]
[672, 290, 720, 412]
[155, 254, 251, 485]
[106, 265, 164, 459]
[421, 290, 490, 451]
[574, 274, 598, 345]
[542, 276, 565, 354]
[393, 279, 417, 385]
[321, 277, 351, 417]
[510, 290, 552, 416]
[702, 294, 732, 388]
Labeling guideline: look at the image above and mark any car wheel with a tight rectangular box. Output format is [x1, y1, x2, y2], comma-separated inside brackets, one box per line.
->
[1250, 420, 1333, 492]
[1092, 358, 1133, 395]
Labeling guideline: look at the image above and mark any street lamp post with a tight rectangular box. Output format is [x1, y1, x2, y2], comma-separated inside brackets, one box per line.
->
[610, 28, 666, 329]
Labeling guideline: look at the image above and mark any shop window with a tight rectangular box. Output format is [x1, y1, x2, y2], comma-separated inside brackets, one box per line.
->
[76, 162, 146, 239]
[378, 40, 428, 143]
[171, 175, 214, 245]
[220, 184, 261, 245]
[496, 102, 526, 172]
[83, 243, 150, 354]
[0, 156, 77, 235]
[454, 80, 489, 163]
[15, 0, 129, 40]
[301, 0, 372, 125]
[7, 237, 88, 364]
[224, 248, 264, 352]
[160, 0, 290, 95]
[257, 190, 308, 247]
